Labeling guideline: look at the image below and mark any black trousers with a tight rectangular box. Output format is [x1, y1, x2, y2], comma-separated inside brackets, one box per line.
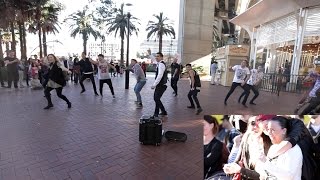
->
[44, 86, 70, 105]
[74, 73, 80, 84]
[25, 70, 29, 86]
[69, 69, 73, 81]
[80, 73, 98, 94]
[224, 82, 250, 105]
[300, 97, 320, 115]
[154, 85, 167, 116]
[171, 77, 178, 94]
[188, 89, 201, 108]
[7, 68, 19, 88]
[239, 85, 259, 103]
[99, 79, 114, 96]
[0, 68, 4, 86]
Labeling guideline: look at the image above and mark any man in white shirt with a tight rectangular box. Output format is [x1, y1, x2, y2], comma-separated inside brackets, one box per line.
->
[224, 60, 251, 107]
[151, 52, 168, 117]
[210, 61, 218, 85]
[89, 54, 116, 98]
[238, 66, 264, 105]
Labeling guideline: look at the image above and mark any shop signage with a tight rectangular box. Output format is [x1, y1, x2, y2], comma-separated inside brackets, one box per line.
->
[215, 45, 250, 59]
[227, 45, 250, 56]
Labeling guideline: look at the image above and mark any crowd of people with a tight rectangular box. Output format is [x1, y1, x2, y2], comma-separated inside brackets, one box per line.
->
[203, 115, 320, 180]
[0, 50, 205, 116]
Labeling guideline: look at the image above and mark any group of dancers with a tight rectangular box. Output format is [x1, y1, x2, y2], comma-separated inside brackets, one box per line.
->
[223, 60, 264, 108]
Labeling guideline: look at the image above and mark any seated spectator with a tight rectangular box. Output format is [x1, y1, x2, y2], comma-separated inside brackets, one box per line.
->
[224, 115, 271, 180]
[204, 115, 228, 179]
[255, 116, 303, 180]
[221, 115, 241, 152]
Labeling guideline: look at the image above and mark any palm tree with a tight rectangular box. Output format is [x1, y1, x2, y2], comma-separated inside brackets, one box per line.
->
[64, 5, 101, 54]
[40, 3, 61, 56]
[27, 0, 61, 57]
[105, 3, 140, 66]
[0, 0, 35, 57]
[146, 12, 175, 53]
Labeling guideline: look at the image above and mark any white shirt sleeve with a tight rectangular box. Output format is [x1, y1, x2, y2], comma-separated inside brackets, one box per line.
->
[246, 68, 250, 75]
[228, 146, 239, 163]
[153, 62, 166, 87]
[232, 65, 238, 71]
[255, 145, 303, 180]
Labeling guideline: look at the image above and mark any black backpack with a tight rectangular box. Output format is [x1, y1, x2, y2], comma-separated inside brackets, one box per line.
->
[194, 70, 201, 87]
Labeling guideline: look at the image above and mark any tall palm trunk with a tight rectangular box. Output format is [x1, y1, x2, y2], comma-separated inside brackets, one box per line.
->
[159, 33, 163, 53]
[22, 23, 27, 59]
[120, 30, 124, 66]
[36, 6, 43, 58]
[82, 32, 87, 54]
[38, 27, 43, 58]
[0, 30, 3, 59]
[18, 21, 24, 59]
[10, 22, 16, 54]
[43, 30, 47, 56]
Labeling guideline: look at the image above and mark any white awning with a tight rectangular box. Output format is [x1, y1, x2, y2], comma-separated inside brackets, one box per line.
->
[230, 0, 320, 31]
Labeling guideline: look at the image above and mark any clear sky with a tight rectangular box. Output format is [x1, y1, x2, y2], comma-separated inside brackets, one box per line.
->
[27, 0, 180, 58]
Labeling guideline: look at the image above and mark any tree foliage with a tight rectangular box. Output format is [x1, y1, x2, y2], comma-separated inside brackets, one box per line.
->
[146, 12, 175, 53]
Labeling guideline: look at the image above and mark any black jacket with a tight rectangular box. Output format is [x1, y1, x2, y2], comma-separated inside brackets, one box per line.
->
[204, 138, 223, 179]
[48, 62, 66, 87]
[0, 60, 4, 67]
[77, 58, 93, 73]
[286, 118, 318, 180]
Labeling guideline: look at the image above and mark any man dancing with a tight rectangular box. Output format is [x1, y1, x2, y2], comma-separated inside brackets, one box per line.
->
[224, 60, 251, 107]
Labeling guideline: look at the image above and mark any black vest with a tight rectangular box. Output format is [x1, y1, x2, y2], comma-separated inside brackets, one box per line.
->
[155, 61, 168, 86]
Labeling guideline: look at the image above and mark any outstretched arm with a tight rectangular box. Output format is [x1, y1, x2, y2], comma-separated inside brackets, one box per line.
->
[88, 58, 99, 65]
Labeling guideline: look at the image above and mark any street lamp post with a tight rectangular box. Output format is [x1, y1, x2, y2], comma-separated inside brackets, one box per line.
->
[125, 10, 132, 89]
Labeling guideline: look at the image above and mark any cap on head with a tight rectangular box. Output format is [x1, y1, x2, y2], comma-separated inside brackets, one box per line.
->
[256, 115, 277, 121]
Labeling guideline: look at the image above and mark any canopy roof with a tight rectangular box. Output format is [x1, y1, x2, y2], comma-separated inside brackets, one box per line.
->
[230, 0, 320, 31]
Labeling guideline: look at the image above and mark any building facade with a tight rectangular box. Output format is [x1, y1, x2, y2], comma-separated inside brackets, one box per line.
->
[88, 42, 120, 60]
[139, 39, 178, 56]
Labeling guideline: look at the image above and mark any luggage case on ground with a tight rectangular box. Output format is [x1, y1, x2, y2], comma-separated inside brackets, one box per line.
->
[139, 115, 162, 146]
[164, 131, 187, 142]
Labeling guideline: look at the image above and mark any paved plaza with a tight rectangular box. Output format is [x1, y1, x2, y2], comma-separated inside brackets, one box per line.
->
[0, 74, 301, 180]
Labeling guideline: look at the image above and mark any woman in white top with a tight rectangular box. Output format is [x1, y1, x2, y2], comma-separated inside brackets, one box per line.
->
[89, 54, 116, 98]
[224, 60, 251, 107]
[255, 116, 303, 180]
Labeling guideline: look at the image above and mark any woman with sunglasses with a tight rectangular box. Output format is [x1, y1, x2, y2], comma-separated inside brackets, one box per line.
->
[223, 115, 273, 180]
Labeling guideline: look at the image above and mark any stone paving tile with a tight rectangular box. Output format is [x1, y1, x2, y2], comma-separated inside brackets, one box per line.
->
[0, 73, 301, 179]
[0, 74, 203, 180]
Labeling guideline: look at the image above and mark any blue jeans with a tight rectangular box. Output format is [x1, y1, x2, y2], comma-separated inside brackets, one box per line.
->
[134, 80, 146, 102]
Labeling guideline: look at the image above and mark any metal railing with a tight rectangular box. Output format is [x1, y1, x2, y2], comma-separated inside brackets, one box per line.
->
[260, 73, 312, 96]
